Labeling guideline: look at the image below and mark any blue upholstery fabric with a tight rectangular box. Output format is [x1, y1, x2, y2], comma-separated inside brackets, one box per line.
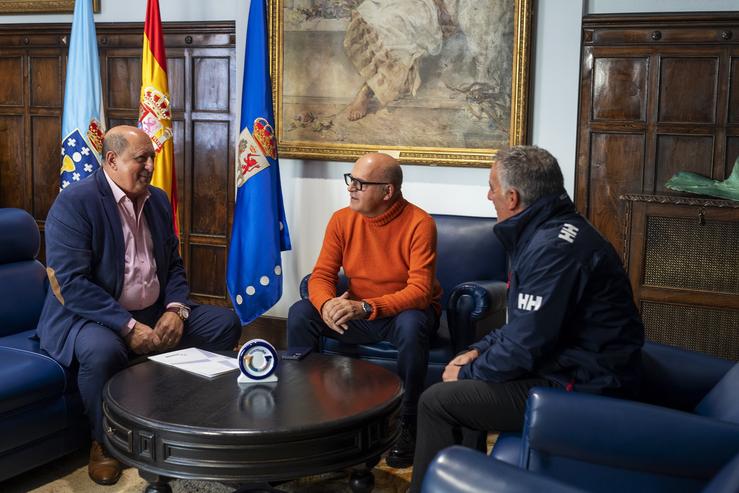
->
[0, 208, 87, 482]
[422, 446, 585, 493]
[299, 214, 508, 387]
[422, 447, 739, 493]
[695, 364, 739, 423]
[488, 342, 739, 493]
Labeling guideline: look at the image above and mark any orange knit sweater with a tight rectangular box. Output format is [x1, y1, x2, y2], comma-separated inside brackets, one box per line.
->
[309, 197, 442, 320]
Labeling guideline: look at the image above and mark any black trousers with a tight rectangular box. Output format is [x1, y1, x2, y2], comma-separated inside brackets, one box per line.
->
[73, 303, 242, 443]
[287, 298, 438, 417]
[408, 377, 562, 493]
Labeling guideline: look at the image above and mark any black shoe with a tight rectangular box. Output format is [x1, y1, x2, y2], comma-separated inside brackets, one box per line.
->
[386, 416, 416, 469]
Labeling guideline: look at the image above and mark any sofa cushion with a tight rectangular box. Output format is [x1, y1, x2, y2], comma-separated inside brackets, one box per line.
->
[695, 364, 739, 424]
[0, 347, 67, 414]
[0, 260, 47, 338]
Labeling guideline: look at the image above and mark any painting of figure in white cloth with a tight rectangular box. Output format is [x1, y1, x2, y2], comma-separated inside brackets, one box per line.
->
[273, 0, 531, 166]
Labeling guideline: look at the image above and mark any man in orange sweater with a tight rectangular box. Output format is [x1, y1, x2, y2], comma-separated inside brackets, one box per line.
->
[288, 152, 442, 468]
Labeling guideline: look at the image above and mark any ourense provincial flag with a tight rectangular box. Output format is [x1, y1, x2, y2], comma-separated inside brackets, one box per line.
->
[227, 0, 292, 325]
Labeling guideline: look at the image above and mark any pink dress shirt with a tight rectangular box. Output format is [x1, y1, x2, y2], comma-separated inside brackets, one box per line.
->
[103, 171, 160, 334]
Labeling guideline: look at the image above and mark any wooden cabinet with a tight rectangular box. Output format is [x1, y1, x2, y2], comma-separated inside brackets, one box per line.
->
[0, 22, 237, 306]
[576, 13, 739, 256]
[576, 14, 739, 359]
[621, 194, 738, 360]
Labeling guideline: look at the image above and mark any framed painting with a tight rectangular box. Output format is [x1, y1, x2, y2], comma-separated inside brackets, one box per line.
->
[269, 0, 532, 167]
[0, 0, 101, 14]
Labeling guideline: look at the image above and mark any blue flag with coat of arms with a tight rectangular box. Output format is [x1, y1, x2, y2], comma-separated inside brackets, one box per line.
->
[227, 0, 292, 325]
[60, 0, 105, 191]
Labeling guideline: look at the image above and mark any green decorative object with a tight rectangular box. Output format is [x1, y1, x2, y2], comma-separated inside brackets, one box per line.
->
[665, 157, 739, 202]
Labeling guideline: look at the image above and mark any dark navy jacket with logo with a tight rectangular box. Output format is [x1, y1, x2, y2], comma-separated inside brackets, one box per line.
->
[458, 193, 644, 397]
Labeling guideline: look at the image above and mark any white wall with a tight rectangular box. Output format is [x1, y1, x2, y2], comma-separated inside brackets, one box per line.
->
[6, 0, 735, 317]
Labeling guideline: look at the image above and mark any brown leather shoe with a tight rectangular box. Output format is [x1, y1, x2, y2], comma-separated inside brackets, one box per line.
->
[88, 440, 122, 485]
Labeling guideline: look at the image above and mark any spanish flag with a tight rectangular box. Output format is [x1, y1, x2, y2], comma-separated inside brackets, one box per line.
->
[138, 0, 178, 235]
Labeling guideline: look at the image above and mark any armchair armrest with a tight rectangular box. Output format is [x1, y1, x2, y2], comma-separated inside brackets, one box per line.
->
[422, 446, 586, 493]
[641, 341, 734, 410]
[298, 273, 348, 300]
[523, 388, 739, 479]
[447, 280, 507, 352]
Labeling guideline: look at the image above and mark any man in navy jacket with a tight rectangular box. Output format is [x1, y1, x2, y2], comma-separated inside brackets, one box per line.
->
[409, 146, 644, 492]
[37, 126, 241, 485]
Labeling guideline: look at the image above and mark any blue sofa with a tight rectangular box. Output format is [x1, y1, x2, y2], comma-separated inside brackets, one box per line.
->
[490, 341, 739, 493]
[422, 446, 739, 493]
[300, 213, 508, 386]
[0, 208, 88, 481]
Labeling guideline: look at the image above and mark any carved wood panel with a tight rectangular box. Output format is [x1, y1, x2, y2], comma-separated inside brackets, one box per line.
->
[577, 14, 739, 251]
[0, 22, 236, 306]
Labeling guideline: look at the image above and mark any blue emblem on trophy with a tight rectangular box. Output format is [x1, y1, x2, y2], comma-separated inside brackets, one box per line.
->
[237, 339, 278, 384]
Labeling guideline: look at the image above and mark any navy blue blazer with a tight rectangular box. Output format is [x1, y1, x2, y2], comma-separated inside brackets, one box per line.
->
[37, 168, 191, 367]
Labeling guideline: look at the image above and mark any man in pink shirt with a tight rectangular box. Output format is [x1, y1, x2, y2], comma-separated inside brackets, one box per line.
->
[37, 126, 241, 485]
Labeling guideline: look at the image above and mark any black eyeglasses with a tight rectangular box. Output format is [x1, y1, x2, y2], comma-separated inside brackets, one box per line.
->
[343, 173, 390, 191]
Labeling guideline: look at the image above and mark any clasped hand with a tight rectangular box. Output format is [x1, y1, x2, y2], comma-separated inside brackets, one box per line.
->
[125, 311, 184, 354]
[321, 292, 365, 335]
[442, 349, 480, 382]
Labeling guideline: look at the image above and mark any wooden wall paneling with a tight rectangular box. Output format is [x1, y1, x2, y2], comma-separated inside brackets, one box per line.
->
[654, 135, 714, 193]
[29, 55, 62, 108]
[0, 55, 24, 106]
[657, 56, 718, 124]
[32, 115, 62, 219]
[589, 132, 645, 255]
[0, 115, 25, 209]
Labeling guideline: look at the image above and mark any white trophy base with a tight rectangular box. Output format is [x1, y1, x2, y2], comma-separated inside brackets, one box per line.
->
[238, 373, 278, 385]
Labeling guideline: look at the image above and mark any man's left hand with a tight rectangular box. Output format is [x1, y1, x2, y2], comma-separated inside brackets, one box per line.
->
[325, 297, 365, 327]
[154, 311, 184, 351]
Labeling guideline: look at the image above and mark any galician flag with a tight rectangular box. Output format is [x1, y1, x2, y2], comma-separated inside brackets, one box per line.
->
[138, 0, 178, 234]
[60, 0, 105, 191]
[227, 0, 292, 325]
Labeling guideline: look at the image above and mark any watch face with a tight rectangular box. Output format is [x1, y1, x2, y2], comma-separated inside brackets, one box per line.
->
[180, 308, 189, 320]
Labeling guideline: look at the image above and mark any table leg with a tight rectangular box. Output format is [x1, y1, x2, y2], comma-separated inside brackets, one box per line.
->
[349, 467, 375, 493]
[139, 470, 172, 493]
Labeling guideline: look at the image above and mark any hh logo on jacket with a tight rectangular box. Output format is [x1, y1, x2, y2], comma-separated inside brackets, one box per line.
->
[518, 293, 543, 311]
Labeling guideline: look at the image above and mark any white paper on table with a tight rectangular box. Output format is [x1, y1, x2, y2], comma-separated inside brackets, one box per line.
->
[148, 347, 239, 378]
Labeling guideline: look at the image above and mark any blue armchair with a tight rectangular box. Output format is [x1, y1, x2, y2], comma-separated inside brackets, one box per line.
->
[0, 208, 88, 481]
[299, 213, 508, 387]
[422, 446, 739, 493]
[490, 342, 739, 493]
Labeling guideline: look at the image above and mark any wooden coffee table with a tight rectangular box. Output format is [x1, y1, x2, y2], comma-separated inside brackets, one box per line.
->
[102, 352, 402, 492]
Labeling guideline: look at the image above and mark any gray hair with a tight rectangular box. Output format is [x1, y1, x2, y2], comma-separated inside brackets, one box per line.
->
[101, 132, 130, 164]
[494, 146, 564, 206]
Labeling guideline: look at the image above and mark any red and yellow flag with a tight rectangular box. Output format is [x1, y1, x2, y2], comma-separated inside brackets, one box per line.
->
[138, 0, 178, 235]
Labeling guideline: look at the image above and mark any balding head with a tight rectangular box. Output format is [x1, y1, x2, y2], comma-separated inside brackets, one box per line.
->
[355, 152, 403, 190]
[102, 125, 156, 200]
[347, 152, 404, 217]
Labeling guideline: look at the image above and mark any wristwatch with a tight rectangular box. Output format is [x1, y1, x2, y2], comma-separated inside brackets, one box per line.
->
[361, 301, 372, 317]
[166, 305, 190, 322]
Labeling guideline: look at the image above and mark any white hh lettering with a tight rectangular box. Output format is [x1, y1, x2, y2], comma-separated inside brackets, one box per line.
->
[518, 293, 543, 311]
[558, 223, 579, 243]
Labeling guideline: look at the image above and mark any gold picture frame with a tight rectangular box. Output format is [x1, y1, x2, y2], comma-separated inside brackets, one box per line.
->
[269, 0, 532, 167]
[0, 0, 101, 14]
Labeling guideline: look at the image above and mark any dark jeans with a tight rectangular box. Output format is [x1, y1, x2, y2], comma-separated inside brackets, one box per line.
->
[408, 377, 563, 493]
[287, 298, 438, 417]
[73, 303, 242, 443]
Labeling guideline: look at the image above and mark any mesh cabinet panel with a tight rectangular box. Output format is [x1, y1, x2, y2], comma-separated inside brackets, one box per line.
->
[643, 216, 739, 294]
[642, 301, 739, 360]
